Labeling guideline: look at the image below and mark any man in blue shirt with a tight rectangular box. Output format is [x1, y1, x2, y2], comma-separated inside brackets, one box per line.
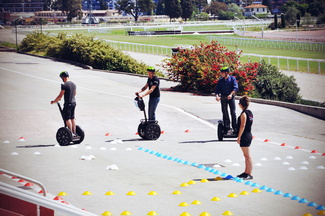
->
[215, 67, 238, 134]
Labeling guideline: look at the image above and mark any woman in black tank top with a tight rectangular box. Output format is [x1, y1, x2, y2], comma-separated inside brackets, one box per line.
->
[236, 96, 254, 180]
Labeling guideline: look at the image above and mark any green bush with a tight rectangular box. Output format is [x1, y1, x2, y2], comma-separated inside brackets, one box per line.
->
[253, 60, 301, 103]
[297, 99, 325, 107]
[19, 32, 52, 53]
[19, 32, 151, 75]
[218, 11, 234, 20]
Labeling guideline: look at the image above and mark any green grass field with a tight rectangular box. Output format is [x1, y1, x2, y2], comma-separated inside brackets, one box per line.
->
[45, 28, 325, 74]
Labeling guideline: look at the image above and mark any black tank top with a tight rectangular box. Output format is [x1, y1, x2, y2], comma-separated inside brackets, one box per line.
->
[237, 109, 253, 135]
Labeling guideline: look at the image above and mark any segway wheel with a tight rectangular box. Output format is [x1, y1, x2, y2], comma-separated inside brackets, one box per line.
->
[144, 123, 161, 140]
[217, 122, 224, 141]
[137, 122, 146, 139]
[73, 125, 85, 144]
[56, 127, 73, 146]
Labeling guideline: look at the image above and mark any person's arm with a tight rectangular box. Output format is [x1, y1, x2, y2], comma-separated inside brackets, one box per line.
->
[227, 77, 238, 99]
[237, 112, 247, 144]
[51, 90, 65, 104]
[215, 81, 221, 101]
[139, 85, 157, 98]
[136, 83, 148, 96]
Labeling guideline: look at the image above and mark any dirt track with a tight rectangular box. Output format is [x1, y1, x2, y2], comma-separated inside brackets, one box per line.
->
[242, 29, 325, 42]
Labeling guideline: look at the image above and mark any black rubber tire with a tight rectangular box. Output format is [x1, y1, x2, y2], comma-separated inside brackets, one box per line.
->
[73, 125, 85, 144]
[137, 122, 146, 139]
[144, 123, 161, 140]
[217, 123, 224, 141]
[56, 127, 72, 146]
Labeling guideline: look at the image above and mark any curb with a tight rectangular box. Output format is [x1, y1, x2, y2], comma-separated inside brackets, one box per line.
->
[247, 97, 325, 121]
[17, 51, 93, 70]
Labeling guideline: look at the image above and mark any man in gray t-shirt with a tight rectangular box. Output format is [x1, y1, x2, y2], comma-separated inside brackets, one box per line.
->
[51, 71, 77, 135]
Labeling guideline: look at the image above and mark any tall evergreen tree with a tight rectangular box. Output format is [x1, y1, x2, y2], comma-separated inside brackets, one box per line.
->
[296, 13, 301, 27]
[165, 0, 182, 21]
[274, 13, 278, 29]
[156, 0, 165, 15]
[193, 0, 207, 13]
[181, 0, 194, 21]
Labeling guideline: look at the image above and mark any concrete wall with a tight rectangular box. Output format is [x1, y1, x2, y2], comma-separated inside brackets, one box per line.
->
[248, 97, 325, 120]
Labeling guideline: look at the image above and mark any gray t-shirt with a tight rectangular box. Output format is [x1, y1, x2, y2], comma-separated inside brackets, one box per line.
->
[61, 81, 76, 104]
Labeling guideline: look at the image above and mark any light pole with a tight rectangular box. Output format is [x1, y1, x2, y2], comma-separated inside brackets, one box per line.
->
[252, 14, 264, 38]
[14, 18, 19, 52]
[234, 14, 245, 36]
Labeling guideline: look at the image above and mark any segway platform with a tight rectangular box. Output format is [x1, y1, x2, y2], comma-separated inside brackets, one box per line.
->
[56, 102, 85, 146]
[217, 120, 237, 141]
[135, 96, 161, 140]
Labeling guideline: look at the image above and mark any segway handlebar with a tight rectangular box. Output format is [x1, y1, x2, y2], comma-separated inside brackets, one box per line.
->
[56, 102, 67, 127]
[134, 95, 145, 112]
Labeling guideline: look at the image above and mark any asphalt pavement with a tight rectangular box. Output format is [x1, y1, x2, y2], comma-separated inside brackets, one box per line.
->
[0, 52, 324, 216]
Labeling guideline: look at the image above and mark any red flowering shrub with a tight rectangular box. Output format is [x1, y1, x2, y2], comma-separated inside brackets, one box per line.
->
[162, 41, 259, 95]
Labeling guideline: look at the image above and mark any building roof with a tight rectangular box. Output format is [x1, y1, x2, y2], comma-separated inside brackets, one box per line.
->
[244, 4, 268, 9]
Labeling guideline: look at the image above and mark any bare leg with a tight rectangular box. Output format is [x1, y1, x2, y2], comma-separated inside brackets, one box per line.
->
[71, 119, 76, 134]
[241, 147, 252, 175]
[66, 119, 76, 135]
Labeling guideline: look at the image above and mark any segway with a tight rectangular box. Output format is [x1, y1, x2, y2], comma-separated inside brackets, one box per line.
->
[56, 102, 85, 146]
[217, 120, 237, 141]
[134, 95, 161, 140]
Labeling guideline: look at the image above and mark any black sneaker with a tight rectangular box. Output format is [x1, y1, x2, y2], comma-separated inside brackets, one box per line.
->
[243, 174, 253, 180]
[237, 172, 247, 178]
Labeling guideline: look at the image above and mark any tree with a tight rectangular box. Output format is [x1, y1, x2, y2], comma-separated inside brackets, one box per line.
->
[296, 13, 301, 27]
[100, 0, 108, 10]
[51, 0, 62, 11]
[282, 0, 308, 16]
[203, 1, 227, 17]
[115, 0, 154, 21]
[165, 0, 182, 21]
[274, 13, 278, 29]
[192, 0, 207, 13]
[262, 0, 271, 12]
[181, 0, 194, 21]
[305, 0, 325, 17]
[281, 13, 285, 28]
[61, 0, 82, 22]
[44, 0, 51, 10]
[285, 6, 299, 26]
[228, 3, 243, 17]
[218, 11, 234, 20]
[156, 0, 165, 15]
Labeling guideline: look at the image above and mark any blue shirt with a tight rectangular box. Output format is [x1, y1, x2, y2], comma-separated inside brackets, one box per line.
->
[215, 75, 238, 96]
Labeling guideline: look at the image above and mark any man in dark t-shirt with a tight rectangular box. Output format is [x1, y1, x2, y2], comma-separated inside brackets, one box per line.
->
[51, 71, 77, 136]
[136, 67, 160, 121]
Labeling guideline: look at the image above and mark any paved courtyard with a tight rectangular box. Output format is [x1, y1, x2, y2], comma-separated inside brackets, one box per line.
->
[0, 52, 324, 215]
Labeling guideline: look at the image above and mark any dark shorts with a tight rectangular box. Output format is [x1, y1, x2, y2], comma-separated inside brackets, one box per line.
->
[63, 103, 76, 120]
[240, 133, 252, 147]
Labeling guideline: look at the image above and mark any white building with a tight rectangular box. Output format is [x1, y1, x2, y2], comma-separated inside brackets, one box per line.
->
[244, 4, 269, 16]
